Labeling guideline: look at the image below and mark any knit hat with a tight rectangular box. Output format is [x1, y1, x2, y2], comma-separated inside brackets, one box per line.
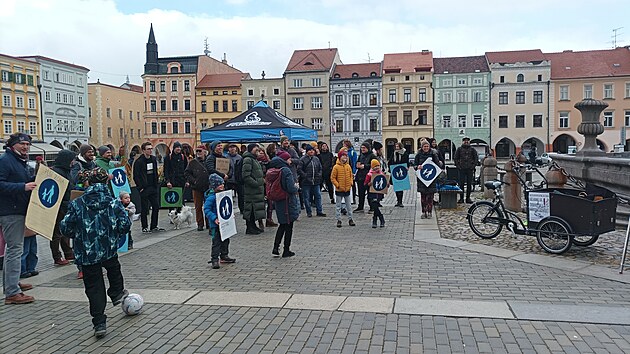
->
[372, 141, 383, 150]
[361, 142, 372, 150]
[280, 136, 289, 143]
[173, 141, 182, 149]
[79, 144, 93, 156]
[276, 150, 291, 161]
[420, 139, 430, 147]
[309, 141, 318, 148]
[304, 144, 313, 152]
[210, 140, 222, 152]
[35, 156, 44, 162]
[97, 145, 111, 157]
[6, 132, 31, 147]
[247, 143, 258, 152]
[208, 173, 224, 191]
[78, 168, 109, 185]
[462, 136, 470, 142]
[370, 159, 380, 169]
[195, 145, 207, 151]
[337, 150, 348, 159]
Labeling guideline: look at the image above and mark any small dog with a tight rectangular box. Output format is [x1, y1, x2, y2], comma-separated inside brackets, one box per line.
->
[168, 206, 194, 229]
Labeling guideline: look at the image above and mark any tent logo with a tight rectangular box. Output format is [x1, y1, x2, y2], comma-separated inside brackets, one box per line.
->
[39, 178, 60, 208]
[245, 111, 261, 123]
[275, 112, 300, 126]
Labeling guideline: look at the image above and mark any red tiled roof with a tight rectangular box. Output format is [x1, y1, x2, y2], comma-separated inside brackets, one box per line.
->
[485, 49, 545, 64]
[382, 51, 433, 74]
[0, 53, 42, 66]
[332, 63, 382, 79]
[433, 56, 489, 74]
[18, 55, 90, 71]
[124, 83, 143, 93]
[545, 47, 630, 79]
[197, 72, 251, 88]
[285, 48, 339, 72]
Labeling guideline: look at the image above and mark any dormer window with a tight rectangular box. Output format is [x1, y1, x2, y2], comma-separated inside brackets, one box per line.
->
[171, 67, 179, 74]
[351, 73, 359, 78]
[370, 72, 377, 77]
[304, 61, 313, 66]
[333, 73, 341, 78]
[517, 73, 524, 82]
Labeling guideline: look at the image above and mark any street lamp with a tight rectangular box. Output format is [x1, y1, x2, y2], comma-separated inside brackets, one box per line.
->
[36, 77, 44, 141]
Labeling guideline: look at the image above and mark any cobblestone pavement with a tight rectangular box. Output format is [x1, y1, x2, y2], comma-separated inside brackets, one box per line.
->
[3, 182, 630, 353]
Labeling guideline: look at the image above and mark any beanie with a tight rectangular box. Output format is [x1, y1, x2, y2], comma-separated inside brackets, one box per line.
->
[276, 150, 291, 161]
[370, 159, 380, 169]
[79, 144, 93, 156]
[309, 141, 318, 148]
[304, 144, 313, 152]
[337, 150, 348, 159]
[97, 145, 111, 157]
[420, 139, 430, 147]
[173, 141, 182, 149]
[195, 145, 207, 151]
[372, 141, 383, 150]
[247, 143, 258, 152]
[208, 173, 224, 191]
[280, 136, 289, 143]
[210, 140, 222, 152]
[361, 142, 372, 150]
[6, 132, 31, 147]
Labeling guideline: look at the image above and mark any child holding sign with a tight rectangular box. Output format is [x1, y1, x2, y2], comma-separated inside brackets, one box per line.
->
[203, 173, 236, 270]
[364, 159, 388, 228]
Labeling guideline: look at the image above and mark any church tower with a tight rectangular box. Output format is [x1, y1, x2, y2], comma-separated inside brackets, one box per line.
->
[144, 23, 159, 74]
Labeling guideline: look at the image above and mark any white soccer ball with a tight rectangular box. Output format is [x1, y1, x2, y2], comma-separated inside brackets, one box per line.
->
[121, 293, 144, 316]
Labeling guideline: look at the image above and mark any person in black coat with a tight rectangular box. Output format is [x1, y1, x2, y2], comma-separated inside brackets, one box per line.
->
[415, 140, 443, 219]
[163, 141, 188, 212]
[133, 142, 163, 233]
[354, 142, 376, 212]
[318, 142, 335, 204]
[388, 142, 409, 207]
[50, 149, 76, 265]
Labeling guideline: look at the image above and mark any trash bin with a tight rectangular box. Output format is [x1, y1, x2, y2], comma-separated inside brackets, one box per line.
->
[438, 185, 462, 209]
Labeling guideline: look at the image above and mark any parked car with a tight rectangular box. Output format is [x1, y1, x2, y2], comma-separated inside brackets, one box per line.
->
[535, 152, 554, 165]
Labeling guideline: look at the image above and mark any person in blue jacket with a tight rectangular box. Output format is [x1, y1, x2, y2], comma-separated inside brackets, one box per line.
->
[204, 173, 236, 269]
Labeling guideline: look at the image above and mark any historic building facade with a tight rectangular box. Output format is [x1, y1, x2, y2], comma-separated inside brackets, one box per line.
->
[241, 76, 285, 115]
[195, 72, 250, 132]
[433, 56, 491, 159]
[1, 54, 41, 141]
[329, 62, 382, 152]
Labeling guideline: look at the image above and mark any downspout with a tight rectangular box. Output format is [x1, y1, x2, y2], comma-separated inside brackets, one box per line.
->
[546, 80, 550, 153]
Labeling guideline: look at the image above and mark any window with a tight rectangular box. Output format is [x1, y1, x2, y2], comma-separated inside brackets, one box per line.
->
[172, 100, 179, 111]
[17, 121, 25, 133]
[516, 91, 525, 104]
[312, 78, 321, 87]
[473, 91, 481, 102]
[138, 129, 141, 138]
[56, 93, 61, 103]
[369, 118, 378, 132]
[417, 110, 428, 125]
[499, 92, 508, 104]
[499, 115, 508, 128]
[403, 89, 411, 102]
[538, 74, 543, 82]
[293, 97, 304, 110]
[560, 86, 569, 100]
[418, 88, 427, 102]
[443, 92, 451, 103]
[222, 91, 228, 95]
[336, 120, 344, 133]
[79, 121, 84, 133]
[603, 111, 613, 127]
[28, 97, 35, 109]
[352, 119, 360, 132]
[4, 121, 14, 135]
[171, 81, 177, 92]
[273, 88, 280, 95]
[137, 112, 140, 120]
[14, 73, 22, 84]
[312, 118, 323, 130]
[118, 109, 123, 119]
[149, 81, 155, 92]
[1, 71, 8, 81]
[533, 90, 543, 104]
[107, 127, 112, 138]
[185, 99, 191, 111]
[312, 97, 323, 109]
[130, 129, 134, 138]
[626, 83, 630, 98]
[185, 121, 191, 134]
[160, 81, 165, 92]
[403, 111, 412, 125]
[625, 110, 630, 127]
[352, 94, 360, 106]
[473, 115, 482, 128]
[584, 84, 593, 99]
[78, 96, 83, 106]
[405, 75, 410, 81]
[458, 115, 466, 128]
[106, 107, 111, 118]
[604, 84, 613, 99]
[273, 100, 280, 109]
[213, 101, 219, 112]
[184, 80, 190, 91]
[222, 100, 228, 112]
[201, 101, 207, 112]
[231, 100, 237, 112]
[172, 121, 179, 134]
[151, 122, 158, 134]
[213, 91, 218, 95]
[89, 107, 92, 117]
[443, 79, 452, 86]
[442, 115, 451, 128]
[500, 76, 505, 83]
[515, 115, 525, 128]
[388, 89, 396, 103]
[533, 114, 543, 128]
[293, 79, 302, 88]
[119, 127, 124, 137]
[293, 118, 304, 125]
[69, 95, 74, 104]
[160, 121, 167, 134]
[29, 122, 37, 135]
[473, 78, 482, 85]
[246, 89, 253, 96]
[2, 95, 10, 107]
[160, 100, 166, 111]
[129, 110, 133, 120]
[369, 93, 377, 106]
[46, 118, 52, 131]
[45, 91, 51, 101]
[457, 91, 466, 103]
[150, 100, 156, 112]
[388, 111, 397, 126]
[517, 74, 524, 82]
[62, 94, 68, 104]
[457, 78, 466, 86]
[247, 100, 254, 109]
[335, 94, 343, 107]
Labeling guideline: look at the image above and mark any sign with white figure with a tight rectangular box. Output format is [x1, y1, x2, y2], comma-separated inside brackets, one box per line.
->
[216, 190, 237, 240]
[416, 157, 443, 187]
[25, 164, 69, 240]
[109, 167, 131, 197]
[389, 163, 410, 192]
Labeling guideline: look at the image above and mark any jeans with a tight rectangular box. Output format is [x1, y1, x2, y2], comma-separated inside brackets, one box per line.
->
[1, 215, 25, 297]
[140, 186, 160, 229]
[83, 255, 124, 326]
[458, 169, 474, 201]
[335, 194, 353, 221]
[21, 236, 38, 275]
[302, 185, 322, 215]
[210, 228, 230, 261]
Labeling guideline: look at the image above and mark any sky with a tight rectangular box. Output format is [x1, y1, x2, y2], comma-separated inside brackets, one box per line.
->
[1, 0, 629, 86]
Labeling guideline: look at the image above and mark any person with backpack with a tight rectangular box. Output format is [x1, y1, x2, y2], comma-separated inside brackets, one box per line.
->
[241, 144, 266, 235]
[267, 151, 299, 258]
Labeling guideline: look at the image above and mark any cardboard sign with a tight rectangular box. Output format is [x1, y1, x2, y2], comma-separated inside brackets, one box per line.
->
[416, 157, 443, 187]
[389, 163, 410, 192]
[216, 190, 237, 240]
[25, 164, 69, 241]
[160, 187, 183, 208]
[215, 158, 230, 175]
[369, 173, 390, 194]
[109, 167, 131, 197]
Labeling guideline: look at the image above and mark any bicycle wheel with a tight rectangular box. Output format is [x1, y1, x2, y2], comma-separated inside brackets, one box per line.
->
[467, 201, 503, 239]
[572, 234, 599, 247]
[536, 217, 573, 254]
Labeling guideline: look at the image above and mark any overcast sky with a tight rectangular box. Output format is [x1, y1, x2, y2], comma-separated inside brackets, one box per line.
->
[2, 0, 628, 85]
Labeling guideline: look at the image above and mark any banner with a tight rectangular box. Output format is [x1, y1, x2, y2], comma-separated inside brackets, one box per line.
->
[389, 164, 410, 192]
[369, 173, 390, 194]
[160, 187, 183, 208]
[109, 167, 131, 197]
[215, 158, 230, 175]
[25, 164, 69, 240]
[216, 190, 237, 240]
[416, 157, 443, 187]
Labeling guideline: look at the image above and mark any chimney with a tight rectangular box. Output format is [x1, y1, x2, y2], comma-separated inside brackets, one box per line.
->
[222, 53, 227, 64]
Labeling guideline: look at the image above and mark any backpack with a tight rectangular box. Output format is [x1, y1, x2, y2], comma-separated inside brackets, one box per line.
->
[233, 158, 244, 184]
[265, 167, 289, 201]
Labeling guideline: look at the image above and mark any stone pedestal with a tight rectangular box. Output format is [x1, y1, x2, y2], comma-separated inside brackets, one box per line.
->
[575, 98, 607, 157]
[503, 161, 522, 212]
[482, 156, 498, 199]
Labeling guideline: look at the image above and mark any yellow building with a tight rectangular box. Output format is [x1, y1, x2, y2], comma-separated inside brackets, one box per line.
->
[88, 81, 145, 154]
[196, 72, 250, 134]
[1, 53, 41, 140]
[381, 51, 434, 153]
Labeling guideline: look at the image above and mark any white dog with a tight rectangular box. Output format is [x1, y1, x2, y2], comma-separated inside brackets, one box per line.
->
[168, 206, 195, 230]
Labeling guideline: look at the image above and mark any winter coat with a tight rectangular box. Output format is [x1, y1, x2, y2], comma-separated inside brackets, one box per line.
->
[331, 159, 353, 194]
[454, 145, 478, 170]
[70, 155, 96, 186]
[388, 148, 409, 168]
[51, 149, 76, 213]
[0, 148, 34, 216]
[299, 154, 323, 186]
[414, 149, 442, 194]
[277, 146, 300, 180]
[364, 168, 387, 202]
[356, 151, 376, 180]
[241, 152, 266, 221]
[124, 201, 136, 220]
[163, 152, 188, 187]
[318, 151, 334, 174]
[184, 157, 209, 192]
[203, 189, 219, 230]
[203, 152, 227, 179]
[268, 157, 299, 224]
[59, 183, 131, 266]
[226, 153, 242, 183]
[133, 154, 159, 191]
[95, 156, 115, 171]
[346, 147, 358, 174]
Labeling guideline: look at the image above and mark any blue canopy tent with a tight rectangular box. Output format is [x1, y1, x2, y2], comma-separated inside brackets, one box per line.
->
[200, 101, 318, 143]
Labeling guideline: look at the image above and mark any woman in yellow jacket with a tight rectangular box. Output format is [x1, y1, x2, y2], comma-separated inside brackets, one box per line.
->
[331, 149, 355, 228]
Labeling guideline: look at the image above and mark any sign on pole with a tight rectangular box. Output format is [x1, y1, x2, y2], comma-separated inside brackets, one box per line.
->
[389, 163, 410, 192]
[25, 164, 69, 240]
[160, 187, 183, 208]
[416, 157, 443, 187]
[216, 190, 237, 240]
[369, 173, 390, 194]
[109, 167, 131, 197]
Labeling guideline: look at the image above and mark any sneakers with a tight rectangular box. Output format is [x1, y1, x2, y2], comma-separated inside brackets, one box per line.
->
[112, 289, 129, 306]
[142, 228, 150, 233]
[197, 226, 204, 231]
[458, 199, 464, 204]
[307, 213, 312, 217]
[272, 247, 280, 257]
[220, 256, 236, 264]
[466, 199, 473, 204]
[246, 228, 262, 235]
[348, 219, 356, 227]
[20, 272, 32, 279]
[395, 203, 404, 208]
[77, 271, 83, 279]
[5, 293, 35, 304]
[282, 250, 295, 258]
[354, 208, 364, 213]
[316, 213, 327, 217]
[421, 213, 427, 219]
[19, 283, 33, 291]
[337, 220, 342, 228]
[266, 219, 278, 227]
[367, 209, 374, 214]
[94, 323, 107, 338]
[427, 211, 432, 218]
[151, 227, 165, 232]
[211, 260, 220, 269]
